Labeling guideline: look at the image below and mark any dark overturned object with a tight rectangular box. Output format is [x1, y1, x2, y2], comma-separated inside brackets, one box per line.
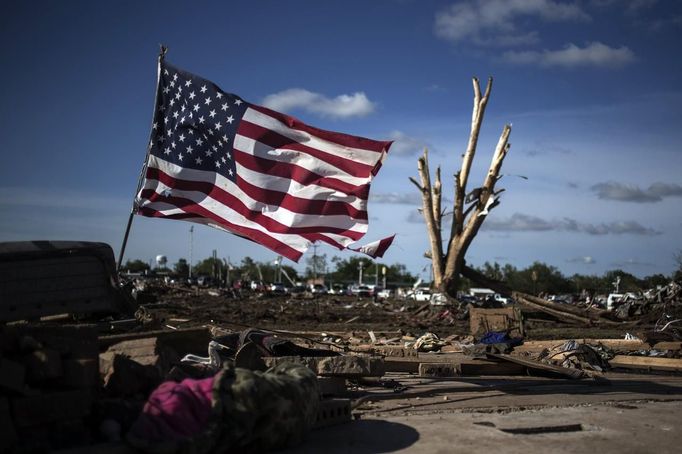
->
[0, 241, 134, 322]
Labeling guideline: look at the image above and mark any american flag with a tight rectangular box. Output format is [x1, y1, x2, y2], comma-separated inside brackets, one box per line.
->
[135, 59, 393, 262]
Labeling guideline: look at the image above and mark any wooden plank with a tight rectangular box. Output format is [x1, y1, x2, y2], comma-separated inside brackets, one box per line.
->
[515, 339, 645, 352]
[469, 307, 523, 338]
[488, 353, 585, 379]
[609, 355, 682, 372]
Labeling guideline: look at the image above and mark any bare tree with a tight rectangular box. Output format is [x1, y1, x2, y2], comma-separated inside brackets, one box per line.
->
[410, 77, 511, 297]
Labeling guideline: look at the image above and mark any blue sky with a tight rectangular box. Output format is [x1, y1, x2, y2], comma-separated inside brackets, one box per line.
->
[1, 0, 681, 279]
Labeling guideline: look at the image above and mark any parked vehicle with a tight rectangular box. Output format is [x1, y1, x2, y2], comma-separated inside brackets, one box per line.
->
[350, 285, 372, 297]
[269, 282, 287, 295]
[377, 288, 393, 300]
[310, 283, 328, 295]
[328, 283, 346, 295]
[411, 289, 432, 302]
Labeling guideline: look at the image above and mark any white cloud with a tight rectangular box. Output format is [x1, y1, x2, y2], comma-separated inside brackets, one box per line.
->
[371, 192, 422, 205]
[386, 130, 429, 157]
[503, 42, 635, 67]
[434, 0, 589, 46]
[261, 88, 375, 119]
[481, 212, 661, 235]
[567, 256, 596, 264]
[591, 181, 682, 202]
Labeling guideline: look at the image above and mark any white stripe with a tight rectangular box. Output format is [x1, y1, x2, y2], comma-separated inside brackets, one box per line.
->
[138, 197, 311, 254]
[235, 160, 366, 211]
[140, 156, 368, 233]
[234, 134, 371, 186]
[242, 108, 385, 167]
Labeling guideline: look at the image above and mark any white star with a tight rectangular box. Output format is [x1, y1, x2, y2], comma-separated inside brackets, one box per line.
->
[212, 145, 218, 152]
[216, 92, 223, 99]
[178, 133, 186, 142]
[206, 149, 213, 157]
[177, 85, 183, 93]
[180, 105, 186, 113]
[169, 99, 176, 107]
[222, 134, 228, 142]
[173, 73, 178, 81]
[215, 160, 221, 168]
[228, 168, 234, 176]
[226, 115, 234, 124]
[152, 122, 158, 129]
[189, 91, 196, 100]
[196, 157, 203, 164]
[214, 122, 221, 130]
[169, 80, 176, 88]
[163, 86, 170, 94]
[171, 141, 176, 149]
[185, 80, 192, 87]
[209, 109, 216, 118]
[167, 130, 173, 137]
[188, 112, 194, 120]
[204, 97, 212, 105]
[226, 151, 231, 159]
[175, 92, 181, 100]
[186, 145, 194, 154]
[234, 99, 243, 106]
[164, 69, 169, 75]
[193, 104, 200, 112]
[196, 138, 204, 146]
[172, 111, 179, 119]
[180, 116, 186, 123]
[221, 103, 228, 111]
[164, 147, 171, 155]
[200, 85, 207, 93]
[198, 116, 205, 124]
[178, 153, 184, 161]
[221, 156, 226, 163]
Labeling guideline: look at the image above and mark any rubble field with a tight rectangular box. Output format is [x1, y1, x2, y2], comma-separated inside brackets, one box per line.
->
[3, 279, 682, 453]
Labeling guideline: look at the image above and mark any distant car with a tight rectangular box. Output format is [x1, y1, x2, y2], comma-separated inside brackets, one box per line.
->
[377, 288, 393, 300]
[269, 282, 287, 294]
[328, 283, 346, 295]
[310, 284, 328, 295]
[411, 289, 432, 302]
[430, 292, 448, 305]
[351, 285, 372, 297]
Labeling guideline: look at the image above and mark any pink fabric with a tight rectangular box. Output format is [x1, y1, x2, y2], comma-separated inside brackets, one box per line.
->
[129, 376, 215, 442]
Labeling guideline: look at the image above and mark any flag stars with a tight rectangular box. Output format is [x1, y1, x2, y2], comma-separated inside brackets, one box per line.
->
[200, 85, 207, 93]
[167, 130, 173, 137]
[178, 133, 186, 142]
[228, 168, 234, 177]
[234, 99, 243, 106]
[169, 99, 176, 107]
[222, 135, 228, 142]
[152, 122, 158, 129]
[169, 80, 176, 88]
[195, 157, 203, 164]
[209, 109, 217, 118]
[163, 86, 170, 94]
[173, 73, 178, 81]
[221, 103, 229, 111]
[214, 122, 221, 130]
[215, 160, 221, 168]
[206, 149, 213, 157]
[173, 111, 179, 119]
[171, 141, 177, 149]
[226, 115, 234, 124]
[193, 104, 200, 112]
[164, 147, 171, 155]
[189, 91, 196, 100]
[175, 92, 181, 100]
[216, 92, 223, 99]
[178, 153, 184, 161]
[204, 97, 212, 105]
[180, 105, 186, 113]
[186, 145, 194, 154]
[196, 138, 204, 146]
[198, 116, 205, 124]
[184, 80, 192, 87]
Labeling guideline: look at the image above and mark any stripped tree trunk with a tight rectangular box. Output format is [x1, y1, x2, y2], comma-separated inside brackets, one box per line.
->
[410, 77, 511, 297]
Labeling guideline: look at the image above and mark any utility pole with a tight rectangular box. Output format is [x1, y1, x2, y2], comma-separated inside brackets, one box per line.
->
[189, 226, 194, 279]
[382, 266, 387, 289]
[312, 244, 318, 280]
[374, 261, 379, 286]
[358, 261, 364, 285]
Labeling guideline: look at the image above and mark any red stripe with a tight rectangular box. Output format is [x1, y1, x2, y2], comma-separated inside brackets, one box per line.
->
[138, 184, 366, 240]
[249, 104, 392, 153]
[136, 206, 303, 261]
[145, 166, 367, 220]
[237, 121, 374, 178]
[233, 149, 370, 199]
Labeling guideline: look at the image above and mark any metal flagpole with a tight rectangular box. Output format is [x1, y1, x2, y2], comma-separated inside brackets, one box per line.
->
[117, 45, 167, 272]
